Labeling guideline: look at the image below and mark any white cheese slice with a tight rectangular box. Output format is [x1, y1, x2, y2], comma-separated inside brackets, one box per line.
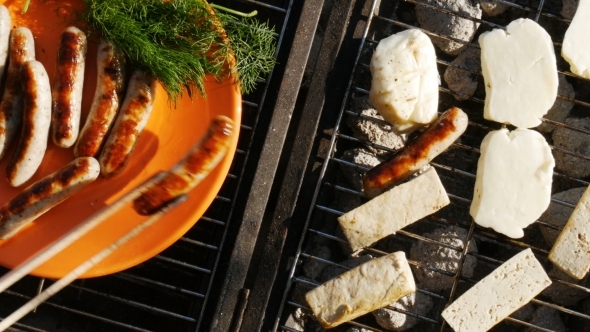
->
[470, 128, 554, 238]
[479, 18, 558, 128]
[442, 248, 551, 332]
[562, 0, 590, 79]
[338, 167, 450, 252]
[369, 29, 439, 133]
[549, 185, 590, 279]
[305, 251, 416, 329]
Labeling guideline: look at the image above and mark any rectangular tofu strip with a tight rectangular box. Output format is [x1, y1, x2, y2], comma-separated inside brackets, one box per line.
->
[339, 167, 449, 252]
[305, 251, 416, 329]
[549, 185, 590, 279]
[442, 248, 551, 332]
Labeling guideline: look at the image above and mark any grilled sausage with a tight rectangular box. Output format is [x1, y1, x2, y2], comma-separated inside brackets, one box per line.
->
[74, 41, 126, 158]
[6, 61, 52, 187]
[0, 157, 100, 239]
[52, 26, 87, 148]
[133, 115, 234, 215]
[99, 70, 157, 177]
[0, 6, 11, 83]
[363, 107, 468, 198]
[0, 27, 36, 159]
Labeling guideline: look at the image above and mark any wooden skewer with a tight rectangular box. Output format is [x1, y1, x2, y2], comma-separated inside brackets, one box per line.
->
[0, 194, 187, 331]
[0, 171, 169, 295]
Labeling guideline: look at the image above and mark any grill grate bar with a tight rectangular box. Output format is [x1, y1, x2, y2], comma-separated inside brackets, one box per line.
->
[242, 100, 259, 108]
[0, 318, 47, 332]
[3, 290, 151, 331]
[153, 255, 211, 274]
[178, 236, 219, 250]
[242, 0, 287, 13]
[199, 215, 226, 226]
[65, 283, 196, 322]
[115, 273, 205, 298]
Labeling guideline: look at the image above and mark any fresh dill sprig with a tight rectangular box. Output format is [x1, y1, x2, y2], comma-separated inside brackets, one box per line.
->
[82, 0, 276, 100]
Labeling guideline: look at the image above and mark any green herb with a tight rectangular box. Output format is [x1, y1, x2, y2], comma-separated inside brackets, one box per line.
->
[21, 0, 31, 13]
[81, 0, 276, 100]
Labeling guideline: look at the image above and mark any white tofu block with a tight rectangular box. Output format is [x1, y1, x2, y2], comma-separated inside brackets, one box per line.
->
[549, 185, 590, 279]
[470, 128, 554, 238]
[369, 29, 439, 133]
[479, 18, 558, 128]
[338, 167, 450, 252]
[305, 251, 416, 329]
[562, 0, 590, 79]
[442, 248, 551, 332]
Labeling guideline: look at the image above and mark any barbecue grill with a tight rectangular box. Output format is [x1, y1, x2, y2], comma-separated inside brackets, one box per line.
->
[2, 0, 590, 331]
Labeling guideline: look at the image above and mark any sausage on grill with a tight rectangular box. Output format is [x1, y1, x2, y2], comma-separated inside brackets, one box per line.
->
[363, 107, 469, 198]
[6, 60, 52, 188]
[133, 115, 234, 215]
[0, 5, 11, 83]
[0, 157, 100, 240]
[0, 27, 36, 159]
[99, 70, 157, 177]
[74, 41, 126, 158]
[52, 26, 87, 148]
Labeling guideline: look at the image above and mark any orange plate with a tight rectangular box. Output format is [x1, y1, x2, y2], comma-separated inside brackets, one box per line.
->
[0, 0, 241, 278]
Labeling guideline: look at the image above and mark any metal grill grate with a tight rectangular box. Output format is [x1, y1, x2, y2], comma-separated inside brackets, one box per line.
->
[274, 0, 590, 331]
[0, 0, 295, 330]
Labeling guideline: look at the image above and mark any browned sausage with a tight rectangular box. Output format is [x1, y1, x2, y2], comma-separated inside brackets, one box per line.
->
[363, 107, 468, 198]
[52, 26, 87, 148]
[133, 115, 234, 215]
[6, 60, 52, 188]
[74, 41, 126, 158]
[99, 70, 157, 177]
[0, 27, 35, 159]
[0, 157, 100, 239]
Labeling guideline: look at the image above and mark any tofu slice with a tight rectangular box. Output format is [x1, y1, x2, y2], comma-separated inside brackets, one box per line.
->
[562, 0, 590, 79]
[442, 248, 551, 332]
[339, 167, 450, 252]
[470, 128, 554, 238]
[549, 185, 590, 279]
[479, 18, 558, 128]
[305, 251, 416, 329]
[369, 29, 439, 133]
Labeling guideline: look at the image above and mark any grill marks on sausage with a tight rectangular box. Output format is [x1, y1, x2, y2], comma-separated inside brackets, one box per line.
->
[184, 119, 233, 175]
[74, 42, 126, 158]
[364, 107, 462, 192]
[0, 28, 35, 154]
[3, 158, 93, 216]
[52, 28, 86, 144]
[6, 64, 39, 182]
[132, 173, 189, 215]
[132, 116, 234, 215]
[100, 72, 157, 177]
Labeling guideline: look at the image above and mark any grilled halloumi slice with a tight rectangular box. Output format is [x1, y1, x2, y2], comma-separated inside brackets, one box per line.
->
[562, 0, 590, 79]
[479, 18, 558, 128]
[470, 128, 554, 238]
[369, 29, 439, 133]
